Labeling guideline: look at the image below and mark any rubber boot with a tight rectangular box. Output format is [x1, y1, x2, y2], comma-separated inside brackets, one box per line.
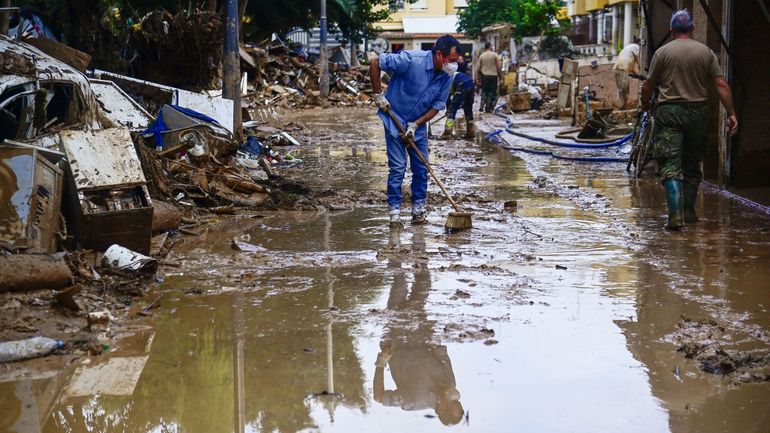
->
[439, 119, 455, 140]
[464, 119, 476, 140]
[683, 181, 699, 223]
[663, 179, 684, 231]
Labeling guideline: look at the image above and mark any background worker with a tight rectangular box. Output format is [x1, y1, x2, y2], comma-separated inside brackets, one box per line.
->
[641, 9, 738, 230]
[440, 57, 476, 140]
[613, 38, 640, 108]
[369, 35, 460, 227]
[477, 42, 503, 113]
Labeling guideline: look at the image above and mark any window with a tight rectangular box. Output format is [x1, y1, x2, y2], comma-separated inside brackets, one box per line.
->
[411, 0, 428, 10]
[454, 0, 468, 7]
[0, 84, 35, 141]
[38, 82, 84, 132]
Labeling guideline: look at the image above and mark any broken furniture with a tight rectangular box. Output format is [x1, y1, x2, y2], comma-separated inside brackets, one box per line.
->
[0, 144, 64, 252]
[60, 128, 153, 254]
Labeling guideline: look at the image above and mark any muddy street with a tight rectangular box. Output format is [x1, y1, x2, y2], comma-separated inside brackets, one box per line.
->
[2, 107, 769, 433]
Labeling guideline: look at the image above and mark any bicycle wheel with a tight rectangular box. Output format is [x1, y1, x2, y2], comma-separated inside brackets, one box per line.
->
[626, 115, 644, 173]
[634, 116, 655, 177]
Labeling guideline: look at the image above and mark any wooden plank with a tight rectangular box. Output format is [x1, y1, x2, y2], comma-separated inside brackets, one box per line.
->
[25, 38, 91, 72]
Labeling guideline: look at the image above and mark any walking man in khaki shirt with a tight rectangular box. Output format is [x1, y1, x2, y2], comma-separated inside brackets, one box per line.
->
[641, 9, 738, 230]
[476, 42, 503, 113]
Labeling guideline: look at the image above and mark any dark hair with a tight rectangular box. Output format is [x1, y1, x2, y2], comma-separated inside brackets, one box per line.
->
[432, 34, 461, 57]
[484, 42, 492, 49]
[671, 9, 694, 33]
[457, 59, 468, 74]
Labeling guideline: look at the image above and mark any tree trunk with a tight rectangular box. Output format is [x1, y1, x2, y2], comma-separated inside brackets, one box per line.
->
[0, 255, 73, 292]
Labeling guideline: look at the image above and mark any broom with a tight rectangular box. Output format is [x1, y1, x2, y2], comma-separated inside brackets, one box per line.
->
[384, 108, 473, 233]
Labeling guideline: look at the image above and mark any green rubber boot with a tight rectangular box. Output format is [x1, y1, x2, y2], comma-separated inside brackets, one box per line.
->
[664, 179, 684, 230]
[683, 181, 699, 223]
[439, 119, 455, 140]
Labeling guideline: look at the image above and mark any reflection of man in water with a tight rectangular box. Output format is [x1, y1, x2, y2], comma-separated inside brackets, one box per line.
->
[373, 228, 464, 425]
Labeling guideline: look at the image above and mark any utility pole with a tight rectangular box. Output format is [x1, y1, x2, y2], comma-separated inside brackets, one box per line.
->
[223, 0, 243, 141]
[319, 0, 330, 98]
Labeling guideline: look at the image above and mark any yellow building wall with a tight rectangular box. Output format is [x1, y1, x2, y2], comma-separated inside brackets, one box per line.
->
[608, 0, 638, 5]
[573, 0, 588, 16]
[586, 0, 608, 11]
[375, 0, 456, 32]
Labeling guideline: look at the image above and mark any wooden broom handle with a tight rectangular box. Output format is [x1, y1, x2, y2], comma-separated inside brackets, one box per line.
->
[385, 108, 462, 213]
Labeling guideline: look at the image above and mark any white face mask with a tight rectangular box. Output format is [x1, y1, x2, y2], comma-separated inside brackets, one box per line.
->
[442, 61, 458, 75]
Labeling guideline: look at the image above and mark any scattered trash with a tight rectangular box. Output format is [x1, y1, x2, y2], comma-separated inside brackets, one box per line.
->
[64, 356, 149, 397]
[555, 264, 568, 270]
[54, 285, 82, 311]
[231, 237, 267, 253]
[0, 336, 64, 363]
[87, 311, 113, 332]
[101, 244, 159, 276]
[503, 200, 518, 213]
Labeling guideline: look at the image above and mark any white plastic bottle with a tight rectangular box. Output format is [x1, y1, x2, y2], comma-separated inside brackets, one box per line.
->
[0, 337, 65, 363]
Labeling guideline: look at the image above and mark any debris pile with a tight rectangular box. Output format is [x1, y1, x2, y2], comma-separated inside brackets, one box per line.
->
[240, 41, 374, 110]
[128, 9, 224, 90]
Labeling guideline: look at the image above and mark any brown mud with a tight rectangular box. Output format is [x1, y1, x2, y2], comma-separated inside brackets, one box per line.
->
[0, 107, 768, 433]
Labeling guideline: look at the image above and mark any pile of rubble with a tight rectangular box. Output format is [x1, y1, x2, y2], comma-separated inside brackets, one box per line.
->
[240, 40, 374, 110]
[128, 9, 224, 90]
[1, 34, 342, 351]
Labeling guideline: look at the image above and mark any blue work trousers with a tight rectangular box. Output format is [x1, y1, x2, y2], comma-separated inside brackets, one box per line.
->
[385, 130, 429, 210]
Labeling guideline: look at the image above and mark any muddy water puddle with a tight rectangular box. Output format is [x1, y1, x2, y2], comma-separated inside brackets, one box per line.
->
[2, 108, 769, 432]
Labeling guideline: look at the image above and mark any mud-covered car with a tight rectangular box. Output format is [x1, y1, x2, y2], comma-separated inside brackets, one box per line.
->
[0, 35, 153, 254]
[0, 35, 112, 147]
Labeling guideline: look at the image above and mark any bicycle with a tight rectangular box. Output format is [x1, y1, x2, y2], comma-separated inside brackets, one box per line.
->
[626, 109, 655, 177]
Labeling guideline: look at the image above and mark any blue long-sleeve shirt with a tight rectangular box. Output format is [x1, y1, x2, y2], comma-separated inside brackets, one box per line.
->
[377, 50, 453, 141]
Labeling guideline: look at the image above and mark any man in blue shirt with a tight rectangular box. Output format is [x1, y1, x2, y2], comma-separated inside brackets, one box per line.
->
[369, 35, 460, 227]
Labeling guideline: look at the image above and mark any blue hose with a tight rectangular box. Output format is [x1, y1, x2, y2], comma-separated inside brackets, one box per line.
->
[490, 111, 631, 148]
[483, 122, 629, 163]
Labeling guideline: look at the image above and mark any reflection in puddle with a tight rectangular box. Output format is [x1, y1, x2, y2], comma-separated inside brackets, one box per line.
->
[0, 109, 768, 433]
[374, 228, 464, 425]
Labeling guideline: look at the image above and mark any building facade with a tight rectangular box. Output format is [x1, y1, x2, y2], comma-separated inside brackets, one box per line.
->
[373, 0, 474, 56]
[567, 0, 639, 56]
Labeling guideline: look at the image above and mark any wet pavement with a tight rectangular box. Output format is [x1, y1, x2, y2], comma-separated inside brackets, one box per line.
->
[1, 107, 769, 433]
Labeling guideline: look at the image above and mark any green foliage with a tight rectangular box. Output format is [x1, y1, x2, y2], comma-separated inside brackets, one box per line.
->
[458, 0, 569, 41]
[331, 0, 394, 43]
[457, 0, 514, 39]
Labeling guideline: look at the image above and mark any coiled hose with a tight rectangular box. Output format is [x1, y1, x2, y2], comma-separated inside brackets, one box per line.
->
[484, 114, 630, 163]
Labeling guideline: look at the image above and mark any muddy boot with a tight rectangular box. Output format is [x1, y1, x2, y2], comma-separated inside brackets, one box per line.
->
[389, 208, 403, 229]
[411, 205, 428, 225]
[439, 119, 455, 140]
[464, 119, 476, 140]
[664, 179, 684, 231]
[683, 181, 699, 223]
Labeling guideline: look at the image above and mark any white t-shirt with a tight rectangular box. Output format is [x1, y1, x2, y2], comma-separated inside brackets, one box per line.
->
[613, 43, 640, 74]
